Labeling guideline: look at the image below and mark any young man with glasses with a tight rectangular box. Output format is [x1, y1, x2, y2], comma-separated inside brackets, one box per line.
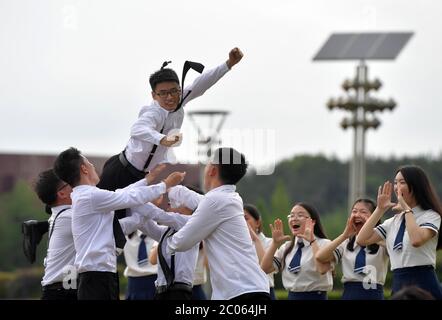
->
[97, 47, 244, 195]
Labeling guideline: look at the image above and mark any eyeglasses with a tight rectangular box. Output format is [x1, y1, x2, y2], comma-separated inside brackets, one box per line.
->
[287, 213, 310, 219]
[155, 88, 181, 98]
[57, 183, 69, 191]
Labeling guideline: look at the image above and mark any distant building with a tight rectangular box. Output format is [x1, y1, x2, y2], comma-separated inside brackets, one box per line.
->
[0, 153, 202, 194]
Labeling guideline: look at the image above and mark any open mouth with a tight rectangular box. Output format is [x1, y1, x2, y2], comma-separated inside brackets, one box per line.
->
[354, 219, 364, 228]
[291, 223, 301, 232]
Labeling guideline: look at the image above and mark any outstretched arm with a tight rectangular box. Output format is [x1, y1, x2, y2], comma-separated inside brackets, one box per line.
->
[182, 48, 244, 105]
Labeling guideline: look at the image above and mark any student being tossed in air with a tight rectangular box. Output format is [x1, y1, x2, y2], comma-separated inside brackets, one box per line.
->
[97, 48, 244, 193]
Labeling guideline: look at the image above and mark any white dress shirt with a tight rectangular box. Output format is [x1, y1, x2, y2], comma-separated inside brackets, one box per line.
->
[123, 230, 158, 277]
[71, 179, 166, 273]
[333, 239, 389, 285]
[274, 237, 333, 292]
[133, 204, 198, 287]
[375, 206, 441, 270]
[41, 205, 76, 286]
[125, 62, 230, 172]
[166, 185, 270, 300]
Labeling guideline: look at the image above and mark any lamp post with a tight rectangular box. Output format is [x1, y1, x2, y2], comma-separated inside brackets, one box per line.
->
[327, 61, 396, 208]
[313, 32, 412, 209]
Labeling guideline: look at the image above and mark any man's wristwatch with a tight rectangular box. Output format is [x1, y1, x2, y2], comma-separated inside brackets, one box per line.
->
[402, 209, 413, 215]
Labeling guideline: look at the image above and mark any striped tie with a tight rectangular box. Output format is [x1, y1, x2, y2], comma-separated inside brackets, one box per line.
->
[393, 216, 406, 251]
[354, 246, 366, 274]
[288, 241, 304, 274]
[137, 234, 148, 266]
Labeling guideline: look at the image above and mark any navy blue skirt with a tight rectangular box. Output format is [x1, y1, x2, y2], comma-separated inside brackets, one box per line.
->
[341, 282, 384, 300]
[392, 265, 442, 300]
[126, 274, 157, 300]
[288, 291, 327, 300]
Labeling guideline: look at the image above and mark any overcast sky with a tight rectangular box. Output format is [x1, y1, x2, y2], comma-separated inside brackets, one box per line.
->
[1, 0, 441, 171]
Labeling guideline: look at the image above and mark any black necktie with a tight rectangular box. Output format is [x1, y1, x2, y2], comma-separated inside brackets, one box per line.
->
[113, 213, 126, 254]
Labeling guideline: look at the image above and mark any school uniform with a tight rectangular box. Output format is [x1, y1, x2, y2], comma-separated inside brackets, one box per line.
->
[41, 205, 77, 300]
[71, 179, 166, 300]
[375, 206, 442, 299]
[333, 238, 389, 300]
[166, 185, 270, 300]
[123, 231, 158, 300]
[133, 205, 198, 300]
[97, 62, 231, 192]
[273, 237, 333, 300]
[258, 232, 277, 300]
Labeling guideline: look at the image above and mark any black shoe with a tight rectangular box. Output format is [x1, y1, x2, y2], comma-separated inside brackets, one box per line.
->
[22, 220, 49, 263]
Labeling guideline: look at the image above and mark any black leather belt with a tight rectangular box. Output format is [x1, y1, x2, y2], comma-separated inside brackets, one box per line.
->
[118, 151, 146, 180]
[156, 282, 192, 294]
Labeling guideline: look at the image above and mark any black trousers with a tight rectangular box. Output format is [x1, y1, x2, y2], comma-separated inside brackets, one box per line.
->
[97, 153, 144, 219]
[154, 283, 193, 300]
[78, 271, 120, 300]
[41, 285, 77, 300]
[154, 290, 192, 300]
[230, 292, 271, 301]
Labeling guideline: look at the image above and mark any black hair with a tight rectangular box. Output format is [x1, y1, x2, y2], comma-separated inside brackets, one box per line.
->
[347, 198, 380, 254]
[53, 147, 83, 187]
[281, 202, 328, 269]
[34, 169, 64, 209]
[149, 61, 180, 91]
[390, 285, 435, 300]
[397, 165, 442, 249]
[244, 203, 262, 233]
[212, 147, 248, 185]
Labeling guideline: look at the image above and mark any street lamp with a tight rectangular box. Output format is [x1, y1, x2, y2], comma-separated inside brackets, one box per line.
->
[314, 32, 413, 209]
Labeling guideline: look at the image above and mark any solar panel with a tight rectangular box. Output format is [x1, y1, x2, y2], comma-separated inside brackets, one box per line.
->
[313, 32, 413, 60]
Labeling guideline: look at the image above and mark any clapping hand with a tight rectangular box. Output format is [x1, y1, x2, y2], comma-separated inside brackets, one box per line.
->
[270, 219, 291, 246]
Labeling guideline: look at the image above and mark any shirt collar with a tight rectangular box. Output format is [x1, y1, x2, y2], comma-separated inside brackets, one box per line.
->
[411, 205, 424, 214]
[51, 204, 71, 214]
[205, 184, 236, 196]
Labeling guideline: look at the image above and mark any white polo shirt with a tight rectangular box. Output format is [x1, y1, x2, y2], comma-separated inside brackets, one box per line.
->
[375, 206, 441, 270]
[166, 185, 270, 300]
[123, 230, 158, 277]
[333, 238, 389, 285]
[125, 62, 230, 172]
[71, 179, 166, 273]
[41, 205, 75, 286]
[273, 237, 333, 292]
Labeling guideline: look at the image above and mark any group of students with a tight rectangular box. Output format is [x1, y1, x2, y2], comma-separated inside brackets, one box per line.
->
[31, 46, 442, 300]
[250, 165, 442, 300]
[34, 47, 271, 300]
